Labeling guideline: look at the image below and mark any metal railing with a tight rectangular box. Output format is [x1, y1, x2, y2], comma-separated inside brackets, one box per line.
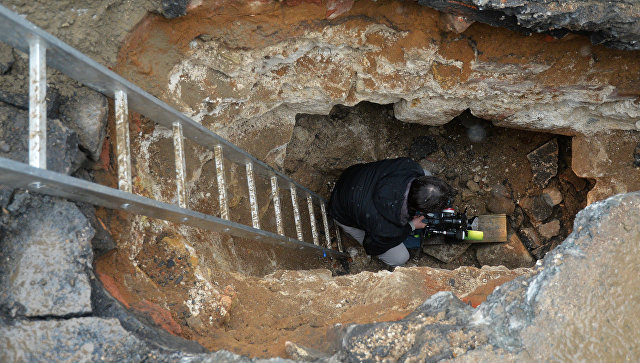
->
[0, 5, 345, 259]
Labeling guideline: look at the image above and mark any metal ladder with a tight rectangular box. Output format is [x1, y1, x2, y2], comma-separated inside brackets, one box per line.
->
[0, 5, 346, 259]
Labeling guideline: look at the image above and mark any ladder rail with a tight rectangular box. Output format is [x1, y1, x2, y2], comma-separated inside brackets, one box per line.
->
[0, 4, 347, 258]
[0, 4, 323, 202]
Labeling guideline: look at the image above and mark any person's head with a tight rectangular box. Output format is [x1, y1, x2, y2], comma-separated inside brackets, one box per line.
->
[408, 176, 454, 215]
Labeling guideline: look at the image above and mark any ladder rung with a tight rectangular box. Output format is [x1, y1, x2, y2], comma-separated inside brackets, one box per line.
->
[246, 162, 259, 229]
[271, 176, 284, 236]
[115, 90, 132, 193]
[214, 145, 229, 220]
[290, 184, 303, 241]
[172, 122, 188, 208]
[28, 38, 46, 169]
[307, 195, 319, 246]
[320, 203, 332, 249]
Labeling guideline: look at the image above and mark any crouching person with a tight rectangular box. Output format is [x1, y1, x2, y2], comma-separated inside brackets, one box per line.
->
[329, 158, 454, 267]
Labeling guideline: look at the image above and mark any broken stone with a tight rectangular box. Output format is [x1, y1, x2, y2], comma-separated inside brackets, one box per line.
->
[0, 104, 84, 175]
[0, 197, 94, 317]
[462, 189, 475, 201]
[409, 136, 438, 160]
[423, 243, 471, 264]
[537, 219, 561, 240]
[634, 143, 640, 168]
[486, 195, 515, 215]
[559, 168, 586, 191]
[519, 195, 553, 225]
[520, 227, 543, 250]
[0, 42, 14, 74]
[527, 138, 558, 188]
[466, 180, 480, 192]
[60, 87, 109, 160]
[476, 232, 534, 269]
[509, 206, 525, 229]
[542, 186, 563, 206]
[161, 0, 189, 19]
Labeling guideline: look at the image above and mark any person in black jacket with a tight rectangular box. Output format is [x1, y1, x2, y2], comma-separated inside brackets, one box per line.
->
[329, 158, 453, 266]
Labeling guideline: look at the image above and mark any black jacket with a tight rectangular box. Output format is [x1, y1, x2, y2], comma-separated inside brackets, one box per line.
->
[329, 158, 424, 256]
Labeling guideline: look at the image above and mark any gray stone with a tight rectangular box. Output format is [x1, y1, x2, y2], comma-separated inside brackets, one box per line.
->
[486, 195, 515, 215]
[60, 87, 109, 160]
[0, 87, 61, 119]
[542, 186, 563, 206]
[476, 232, 534, 269]
[0, 197, 94, 317]
[0, 42, 14, 75]
[0, 103, 84, 175]
[537, 219, 561, 240]
[419, 159, 445, 175]
[75, 202, 117, 258]
[527, 139, 558, 188]
[423, 242, 471, 263]
[519, 195, 553, 224]
[161, 0, 190, 19]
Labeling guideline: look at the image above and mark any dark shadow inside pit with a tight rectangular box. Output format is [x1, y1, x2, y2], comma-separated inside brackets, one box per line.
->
[284, 102, 593, 273]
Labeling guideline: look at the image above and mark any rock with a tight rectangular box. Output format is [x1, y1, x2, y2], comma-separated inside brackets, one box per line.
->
[466, 180, 480, 192]
[0, 104, 84, 175]
[634, 143, 640, 168]
[491, 184, 511, 198]
[0, 197, 94, 317]
[445, 169, 457, 180]
[161, 0, 189, 19]
[0, 42, 14, 74]
[409, 136, 438, 160]
[419, 0, 640, 50]
[572, 132, 640, 204]
[76, 202, 117, 258]
[542, 187, 563, 206]
[441, 144, 456, 159]
[537, 219, 560, 240]
[59, 87, 109, 160]
[527, 139, 558, 188]
[326, 0, 355, 20]
[559, 168, 587, 191]
[440, 12, 475, 33]
[520, 227, 543, 250]
[486, 195, 515, 215]
[0, 87, 61, 119]
[519, 195, 553, 224]
[476, 232, 534, 269]
[285, 341, 330, 361]
[0, 140, 9, 153]
[509, 206, 525, 229]
[423, 243, 471, 263]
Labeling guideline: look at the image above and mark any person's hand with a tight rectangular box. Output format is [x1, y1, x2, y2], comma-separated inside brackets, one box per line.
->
[412, 215, 427, 230]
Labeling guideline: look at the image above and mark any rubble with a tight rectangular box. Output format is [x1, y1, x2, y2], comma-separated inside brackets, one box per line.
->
[476, 232, 534, 269]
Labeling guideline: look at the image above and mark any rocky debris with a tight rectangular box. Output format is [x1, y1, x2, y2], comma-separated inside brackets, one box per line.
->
[419, 158, 445, 175]
[518, 195, 553, 225]
[466, 180, 480, 193]
[419, 0, 640, 50]
[542, 186, 563, 206]
[423, 242, 471, 264]
[161, 0, 190, 19]
[573, 132, 640, 204]
[59, 87, 109, 160]
[326, 0, 355, 19]
[0, 196, 94, 317]
[536, 219, 560, 240]
[634, 143, 640, 168]
[0, 42, 14, 75]
[527, 139, 558, 188]
[409, 135, 438, 160]
[0, 103, 84, 175]
[328, 191, 640, 361]
[476, 232, 534, 269]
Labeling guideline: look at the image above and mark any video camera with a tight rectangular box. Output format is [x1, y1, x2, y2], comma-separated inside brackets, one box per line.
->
[421, 208, 483, 243]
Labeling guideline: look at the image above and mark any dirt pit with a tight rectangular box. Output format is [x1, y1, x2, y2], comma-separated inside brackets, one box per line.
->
[96, 101, 589, 359]
[284, 102, 592, 273]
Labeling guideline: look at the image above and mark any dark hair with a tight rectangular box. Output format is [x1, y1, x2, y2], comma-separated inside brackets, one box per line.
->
[408, 176, 454, 215]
